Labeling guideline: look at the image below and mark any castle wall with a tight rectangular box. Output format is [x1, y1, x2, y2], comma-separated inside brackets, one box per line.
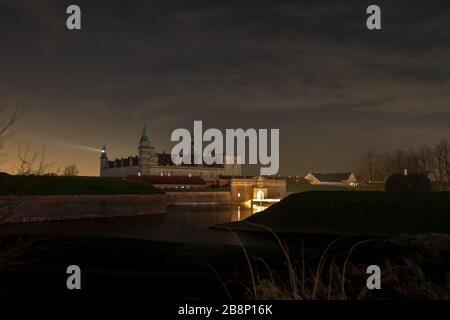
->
[148, 166, 225, 181]
[0, 194, 166, 224]
[165, 191, 231, 206]
[100, 165, 139, 177]
[224, 163, 242, 176]
[99, 163, 239, 180]
[230, 179, 255, 202]
[258, 179, 287, 199]
[230, 178, 286, 201]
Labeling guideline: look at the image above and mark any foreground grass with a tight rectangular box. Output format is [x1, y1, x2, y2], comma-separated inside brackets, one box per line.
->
[1, 233, 449, 299]
[0, 175, 161, 195]
[243, 233, 450, 300]
[218, 191, 450, 236]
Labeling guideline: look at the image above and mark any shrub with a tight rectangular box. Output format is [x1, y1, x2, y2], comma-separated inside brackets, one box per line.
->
[385, 173, 431, 192]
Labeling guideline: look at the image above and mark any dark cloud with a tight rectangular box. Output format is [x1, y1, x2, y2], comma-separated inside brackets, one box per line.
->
[0, 0, 448, 175]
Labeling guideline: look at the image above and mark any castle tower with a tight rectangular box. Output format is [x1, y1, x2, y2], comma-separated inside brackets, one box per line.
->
[100, 144, 108, 175]
[138, 125, 158, 175]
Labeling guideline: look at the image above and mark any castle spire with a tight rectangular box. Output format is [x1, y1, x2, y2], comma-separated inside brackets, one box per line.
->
[100, 144, 108, 171]
[140, 125, 149, 144]
[138, 124, 158, 174]
[100, 144, 107, 158]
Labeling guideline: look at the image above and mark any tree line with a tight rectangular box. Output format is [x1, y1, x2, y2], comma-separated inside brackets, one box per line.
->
[16, 142, 79, 176]
[357, 138, 450, 190]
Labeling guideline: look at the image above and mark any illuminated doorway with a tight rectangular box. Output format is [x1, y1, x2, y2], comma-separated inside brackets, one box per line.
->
[256, 190, 265, 200]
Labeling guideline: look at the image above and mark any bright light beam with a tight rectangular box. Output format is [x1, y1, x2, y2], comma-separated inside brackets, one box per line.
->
[45, 140, 103, 153]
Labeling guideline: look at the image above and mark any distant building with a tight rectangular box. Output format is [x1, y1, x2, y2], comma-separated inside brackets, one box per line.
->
[304, 172, 357, 188]
[100, 126, 242, 181]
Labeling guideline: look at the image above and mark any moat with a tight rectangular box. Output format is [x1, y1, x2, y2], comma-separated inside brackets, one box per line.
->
[0, 205, 264, 245]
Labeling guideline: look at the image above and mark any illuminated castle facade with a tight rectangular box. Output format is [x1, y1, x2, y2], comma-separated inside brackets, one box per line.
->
[100, 126, 242, 180]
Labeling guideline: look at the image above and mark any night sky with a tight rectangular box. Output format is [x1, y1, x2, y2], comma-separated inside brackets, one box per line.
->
[0, 0, 449, 176]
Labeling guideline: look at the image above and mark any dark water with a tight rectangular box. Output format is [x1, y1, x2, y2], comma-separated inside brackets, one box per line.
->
[0, 205, 270, 245]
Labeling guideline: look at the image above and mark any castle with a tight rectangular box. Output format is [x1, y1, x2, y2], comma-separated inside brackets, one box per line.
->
[100, 126, 242, 180]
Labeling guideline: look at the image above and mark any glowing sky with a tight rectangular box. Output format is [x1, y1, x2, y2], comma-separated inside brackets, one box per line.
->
[0, 0, 449, 176]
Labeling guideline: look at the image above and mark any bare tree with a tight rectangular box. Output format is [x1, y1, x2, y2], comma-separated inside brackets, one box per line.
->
[357, 150, 378, 187]
[391, 149, 410, 173]
[434, 139, 450, 190]
[17, 142, 55, 175]
[0, 97, 24, 166]
[416, 145, 435, 177]
[377, 148, 428, 179]
[378, 151, 395, 181]
[63, 164, 79, 176]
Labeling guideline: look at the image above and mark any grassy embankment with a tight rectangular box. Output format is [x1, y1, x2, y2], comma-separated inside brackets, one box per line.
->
[219, 191, 450, 237]
[211, 191, 450, 299]
[0, 175, 161, 195]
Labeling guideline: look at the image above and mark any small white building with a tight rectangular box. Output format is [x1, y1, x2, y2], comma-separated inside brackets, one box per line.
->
[304, 172, 357, 188]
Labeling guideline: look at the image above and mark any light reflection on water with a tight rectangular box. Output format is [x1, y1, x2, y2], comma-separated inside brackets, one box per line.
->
[0, 205, 270, 245]
[252, 205, 268, 213]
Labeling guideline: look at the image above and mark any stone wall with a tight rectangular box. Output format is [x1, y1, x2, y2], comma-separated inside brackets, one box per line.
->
[166, 191, 231, 206]
[100, 164, 241, 181]
[230, 177, 287, 201]
[0, 194, 166, 224]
